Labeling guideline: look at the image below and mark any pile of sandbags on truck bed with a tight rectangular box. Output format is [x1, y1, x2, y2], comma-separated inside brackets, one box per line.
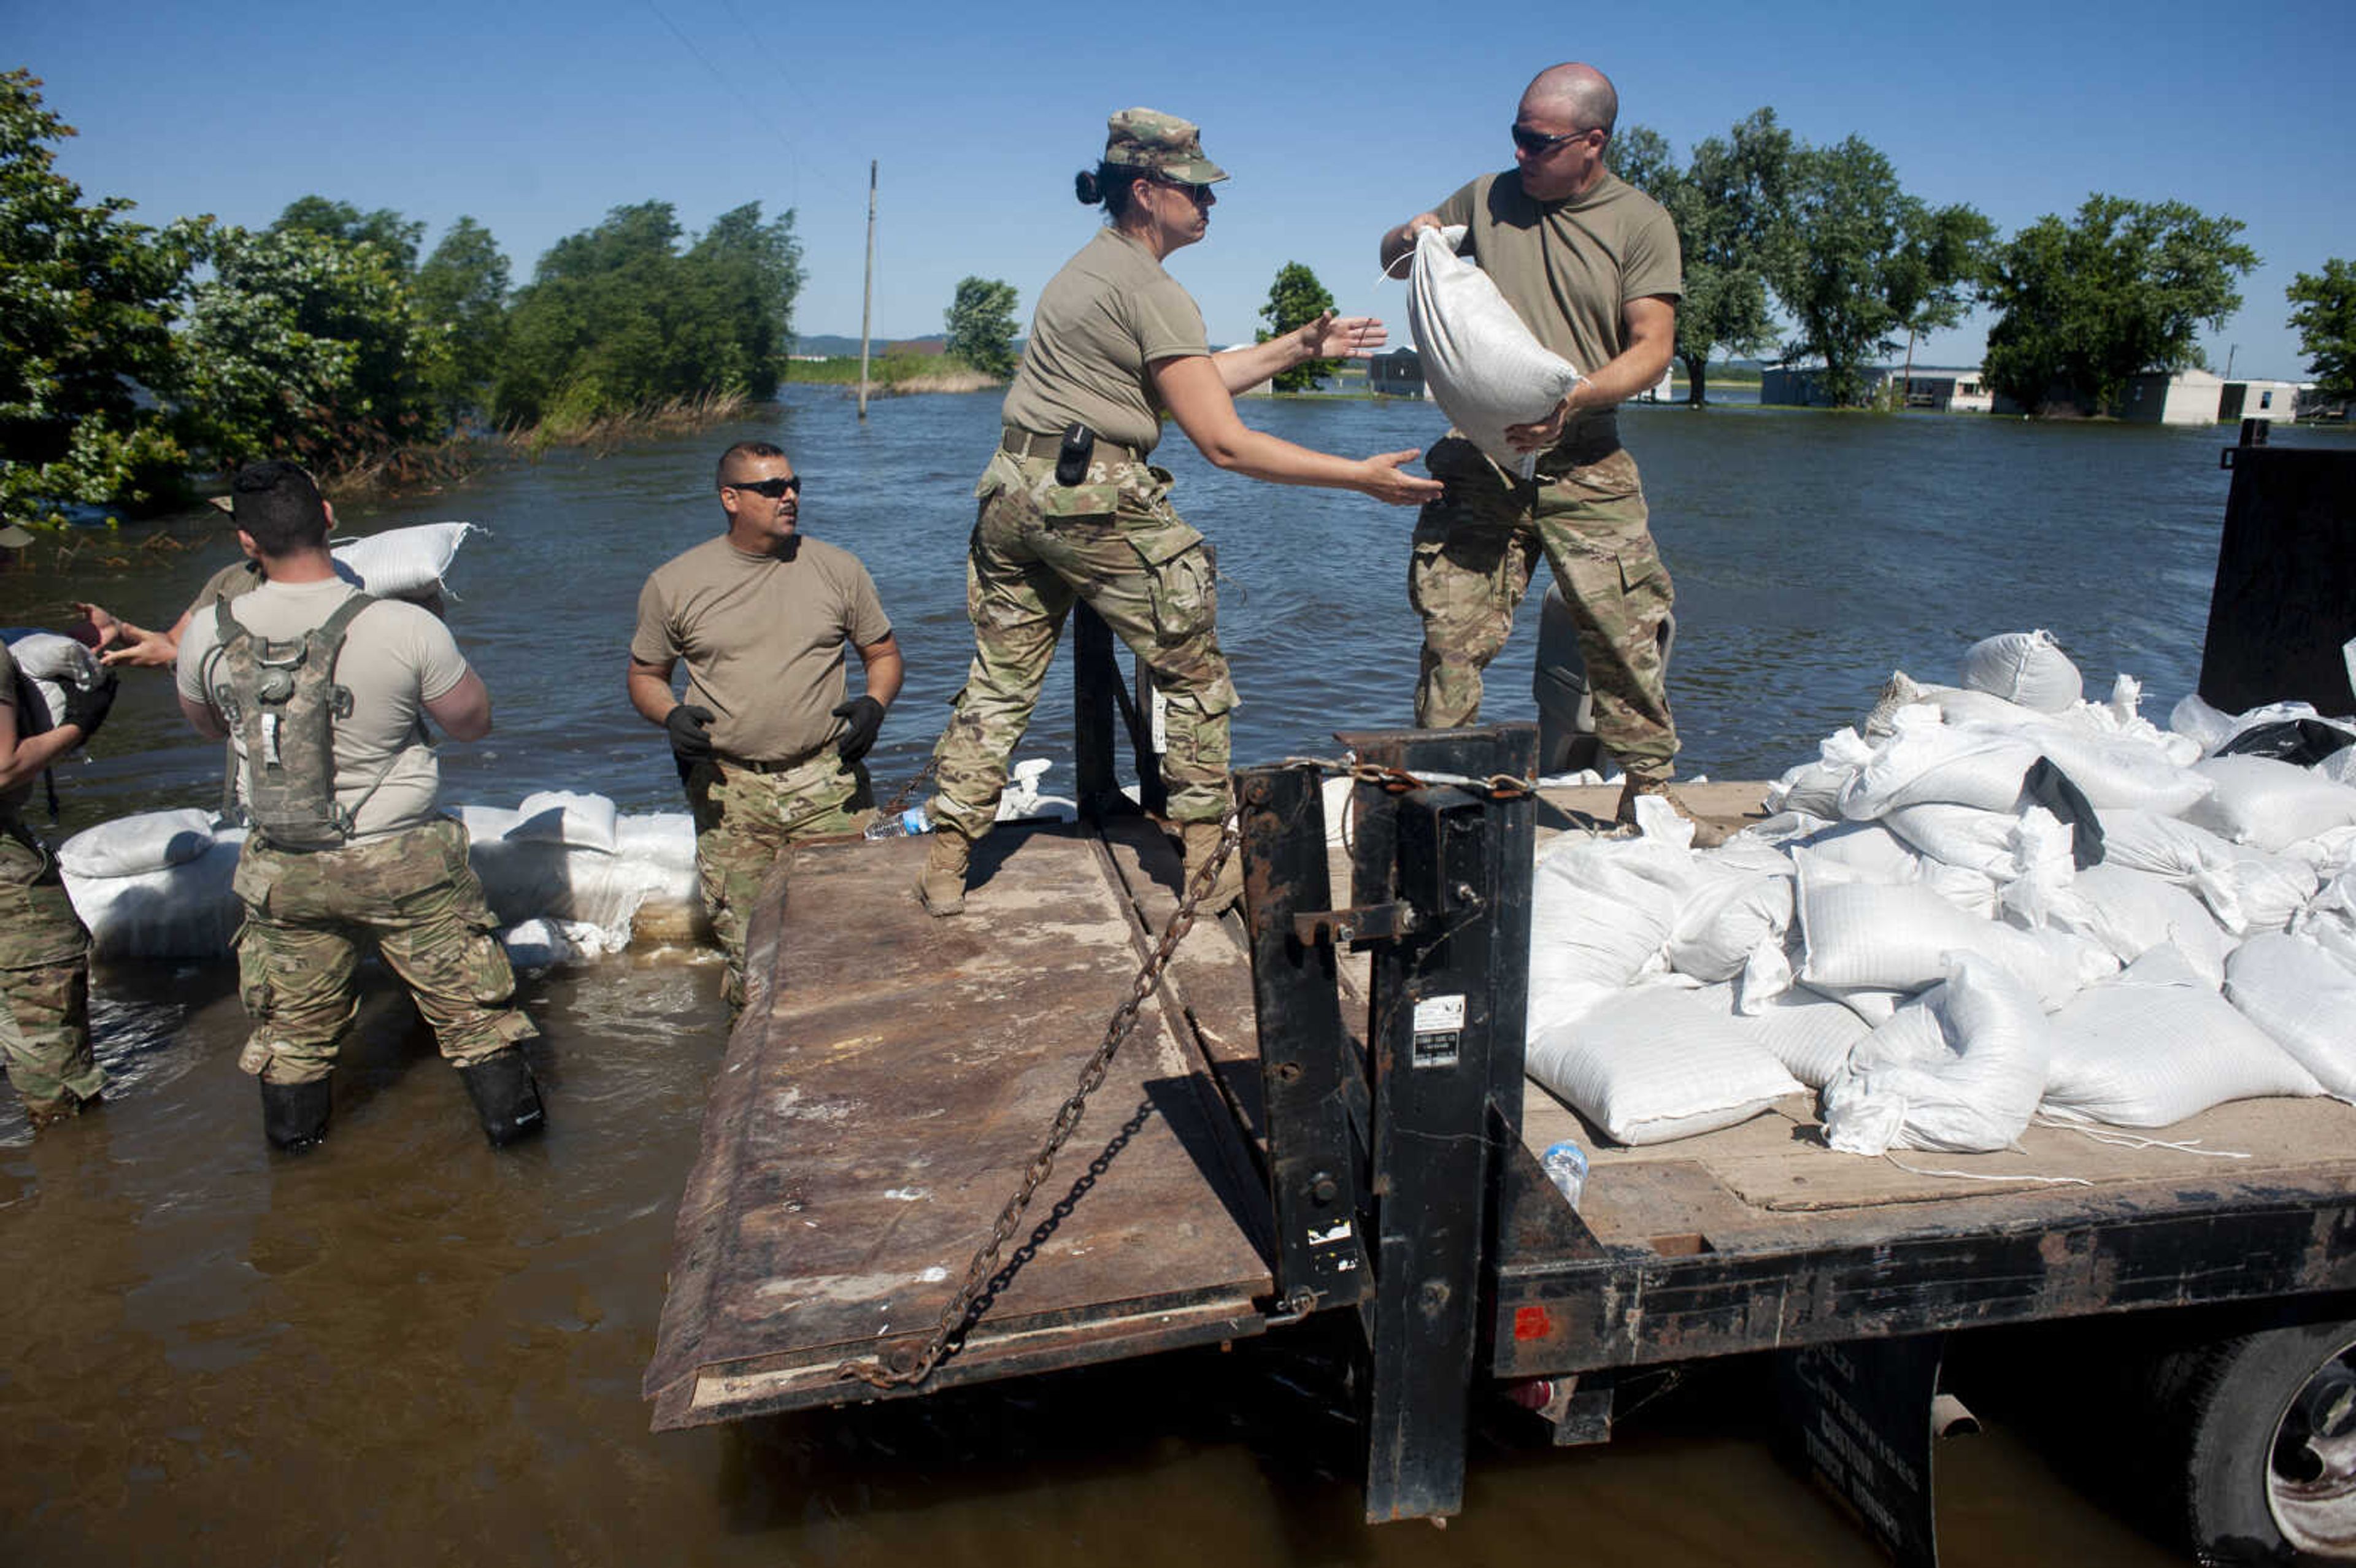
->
[1526, 628, 2356, 1152]
[60, 791, 703, 966]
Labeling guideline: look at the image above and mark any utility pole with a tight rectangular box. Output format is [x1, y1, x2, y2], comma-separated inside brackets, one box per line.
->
[858, 160, 877, 421]
[2225, 343, 2238, 381]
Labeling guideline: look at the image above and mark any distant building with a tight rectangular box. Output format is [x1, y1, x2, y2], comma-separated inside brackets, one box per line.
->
[2119, 368, 2223, 425]
[1368, 348, 1428, 399]
[2219, 379, 2301, 423]
[1763, 363, 1992, 411]
[1630, 365, 1676, 403]
[2296, 383, 2348, 422]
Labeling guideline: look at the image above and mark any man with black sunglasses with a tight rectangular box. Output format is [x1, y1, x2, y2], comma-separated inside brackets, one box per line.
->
[628, 440, 904, 1012]
[1379, 63, 1716, 842]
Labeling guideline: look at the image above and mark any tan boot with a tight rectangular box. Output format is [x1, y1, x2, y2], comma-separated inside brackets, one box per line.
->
[914, 827, 972, 916]
[1179, 821, 1245, 917]
[1614, 773, 1728, 849]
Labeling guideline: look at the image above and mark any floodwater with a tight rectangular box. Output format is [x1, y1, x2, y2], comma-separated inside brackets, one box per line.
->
[2, 390, 2346, 1565]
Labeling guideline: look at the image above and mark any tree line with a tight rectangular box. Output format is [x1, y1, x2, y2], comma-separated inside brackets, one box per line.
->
[1607, 107, 2352, 413]
[3, 70, 803, 522]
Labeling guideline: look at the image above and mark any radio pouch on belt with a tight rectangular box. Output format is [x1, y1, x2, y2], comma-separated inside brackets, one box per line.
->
[209, 593, 379, 851]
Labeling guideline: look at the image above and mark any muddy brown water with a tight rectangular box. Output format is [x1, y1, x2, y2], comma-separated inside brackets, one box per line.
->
[7, 394, 2343, 1562]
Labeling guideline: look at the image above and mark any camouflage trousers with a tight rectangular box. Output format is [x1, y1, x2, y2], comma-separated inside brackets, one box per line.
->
[1408, 431, 1680, 777]
[685, 752, 872, 1010]
[0, 824, 101, 1112]
[928, 449, 1237, 840]
[230, 815, 536, 1085]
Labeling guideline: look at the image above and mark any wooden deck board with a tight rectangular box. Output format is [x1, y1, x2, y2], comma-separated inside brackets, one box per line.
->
[647, 821, 1275, 1427]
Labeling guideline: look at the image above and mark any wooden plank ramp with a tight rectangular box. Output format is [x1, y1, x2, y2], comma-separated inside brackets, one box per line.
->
[645, 819, 1276, 1429]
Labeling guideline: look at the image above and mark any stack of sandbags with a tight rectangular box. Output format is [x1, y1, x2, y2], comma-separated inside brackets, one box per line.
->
[59, 810, 246, 959]
[1525, 629, 2356, 1151]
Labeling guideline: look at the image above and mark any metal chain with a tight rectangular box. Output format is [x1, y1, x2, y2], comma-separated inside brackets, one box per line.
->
[836, 809, 1244, 1391]
[874, 755, 939, 820]
[1276, 755, 1533, 801]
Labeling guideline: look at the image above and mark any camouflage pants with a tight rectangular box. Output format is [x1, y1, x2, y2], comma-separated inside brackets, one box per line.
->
[685, 753, 872, 1010]
[0, 825, 101, 1112]
[928, 449, 1237, 840]
[230, 815, 536, 1085]
[1408, 432, 1679, 777]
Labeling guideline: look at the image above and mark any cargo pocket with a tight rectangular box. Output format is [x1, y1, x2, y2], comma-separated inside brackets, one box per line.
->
[1126, 522, 1217, 645]
[461, 910, 520, 1007]
[233, 920, 273, 1018]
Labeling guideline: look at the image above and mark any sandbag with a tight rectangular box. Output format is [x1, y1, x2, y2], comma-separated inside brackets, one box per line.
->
[2225, 932, 2356, 1099]
[4, 629, 99, 732]
[1863, 672, 2043, 737]
[328, 522, 476, 601]
[1526, 832, 1700, 1036]
[2047, 863, 2234, 988]
[2095, 807, 2317, 934]
[1666, 867, 1793, 983]
[2019, 726, 2212, 816]
[1837, 717, 2042, 819]
[64, 833, 246, 959]
[509, 790, 620, 853]
[1722, 986, 1871, 1090]
[1526, 983, 1803, 1147]
[1958, 630, 2082, 712]
[1798, 874, 2116, 1011]
[2182, 755, 2356, 852]
[1790, 822, 1999, 918]
[56, 809, 218, 879]
[1821, 951, 2054, 1154]
[2045, 953, 2323, 1126]
[1407, 225, 1580, 477]
[1765, 728, 1877, 816]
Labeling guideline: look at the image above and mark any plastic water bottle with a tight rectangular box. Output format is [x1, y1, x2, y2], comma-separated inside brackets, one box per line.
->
[1541, 1139, 1587, 1209]
[864, 805, 934, 840]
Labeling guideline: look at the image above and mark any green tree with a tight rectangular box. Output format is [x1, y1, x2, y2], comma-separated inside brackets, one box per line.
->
[2287, 258, 2356, 399]
[272, 195, 425, 273]
[1982, 196, 2259, 415]
[1769, 136, 1992, 407]
[0, 69, 198, 518]
[493, 200, 802, 429]
[413, 217, 511, 426]
[943, 276, 1020, 378]
[178, 220, 435, 467]
[1612, 109, 1794, 405]
[1256, 261, 1337, 391]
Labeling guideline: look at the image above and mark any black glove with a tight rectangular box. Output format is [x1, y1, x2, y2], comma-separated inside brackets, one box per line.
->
[831, 696, 885, 764]
[61, 668, 118, 742]
[664, 704, 715, 764]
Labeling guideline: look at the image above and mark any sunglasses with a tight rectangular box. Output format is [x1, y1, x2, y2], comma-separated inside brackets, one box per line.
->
[1510, 124, 1592, 155]
[726, 475, 801, 499]
[1153, 176, 1215, 207]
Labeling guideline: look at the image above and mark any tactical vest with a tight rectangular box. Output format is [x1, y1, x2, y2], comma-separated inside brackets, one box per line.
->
[208, 593, 380, 851]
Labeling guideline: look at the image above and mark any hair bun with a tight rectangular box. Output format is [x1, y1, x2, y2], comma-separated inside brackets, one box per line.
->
[1074, 169, 1101, 205]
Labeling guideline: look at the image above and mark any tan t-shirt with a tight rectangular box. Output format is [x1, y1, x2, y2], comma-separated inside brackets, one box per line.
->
[0, 642, 34, 820]
[188, 558, 264, 618]
[1433, 169, 1683, 388]
[175, 579, 472, 841]
[629, 534, 891, 765]
[998, 227, 1210, 455]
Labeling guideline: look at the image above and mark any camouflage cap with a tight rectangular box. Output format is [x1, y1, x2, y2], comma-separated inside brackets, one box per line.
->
[1103, 108, 1229, 185]
[0, 523, 33, 548]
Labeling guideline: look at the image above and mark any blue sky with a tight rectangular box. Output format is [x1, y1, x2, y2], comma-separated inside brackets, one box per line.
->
[12, 0, 2352, 380]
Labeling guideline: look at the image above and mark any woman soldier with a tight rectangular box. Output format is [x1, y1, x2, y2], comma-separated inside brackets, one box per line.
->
[918, 107, 1441, 917]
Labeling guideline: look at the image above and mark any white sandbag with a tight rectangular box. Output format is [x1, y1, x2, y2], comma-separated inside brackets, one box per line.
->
[2019, 726, 2214, 815]
[4, 630, 99, 732]
[1526, 984, 1803, 1147]
[509, 790, 620, 853]
[1958, 630, 2082, 712]
[1407, 225, 1580, 477]
[2182, 755, 2356, 852]
[1882, 802, 2074, 890]
[455, 803, 522, 844]
[2095, 807, 2317, 935]
[64, 832, 247, 959]
[56, 809, 217, 879]
[1526, 832, 1701, 1036]
[1666, 867, 1793, 982]
[1800, 981, 1910, 1028]
[1798, 874, 2115, 1010]
[2047, 863, 2233, 988]
[1791, 822, 2000, 918]
[2225, 932, 2356, 1099]
[329, 521, 475, 601]
[1765, 728, 1876, 815]
[2298, 870, 2356, 972]
[1838, 717, 2041, 819]
[2045, 956, 2323, 1126]
[1822, 952, 2054, 1154]
[2287, 824, 2356, 882]
[612, 810, 698, 871]
[2325, 747, 2356, 787]
[1864, 672, 2044, 737]
[1720, 986, 1872, 1090]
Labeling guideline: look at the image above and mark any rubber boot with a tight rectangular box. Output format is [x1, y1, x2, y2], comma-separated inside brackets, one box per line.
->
[1615, 773, 1728, 849]
[21, 1093, 95, 1132]
[1179, 821, 1244, 917]
[458, 1049, 546, 1148]
[260, 1077, 333, 1153]
[915, 826, 972, 917]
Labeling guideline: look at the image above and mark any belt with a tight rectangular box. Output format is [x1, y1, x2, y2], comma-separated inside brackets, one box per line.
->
[713, 749, 826, 776]
[1000, 428, 1145, 467]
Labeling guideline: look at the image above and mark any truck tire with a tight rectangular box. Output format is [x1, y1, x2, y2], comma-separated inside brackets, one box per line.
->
[2162, 1316, 2356, 1563]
